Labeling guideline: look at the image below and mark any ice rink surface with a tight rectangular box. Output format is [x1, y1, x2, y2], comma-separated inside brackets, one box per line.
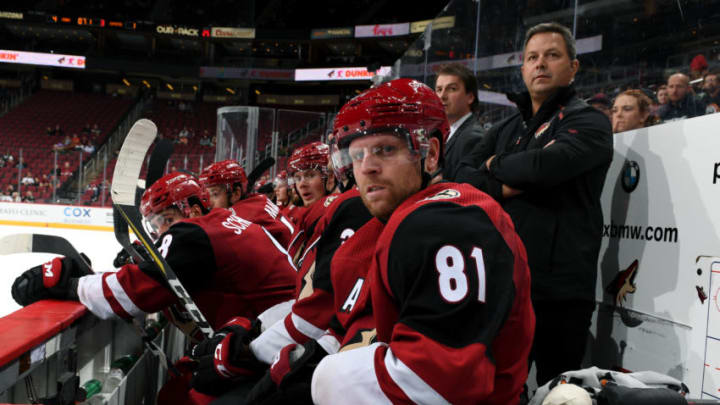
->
[0, 224, 121, 317]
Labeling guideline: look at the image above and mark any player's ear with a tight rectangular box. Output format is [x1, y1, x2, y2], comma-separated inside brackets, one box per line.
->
[189, 204, 205, 218]
[423, 137, 441, 174]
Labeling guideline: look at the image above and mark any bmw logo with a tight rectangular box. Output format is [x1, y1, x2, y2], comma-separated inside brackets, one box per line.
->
[621, 160, 640, 193]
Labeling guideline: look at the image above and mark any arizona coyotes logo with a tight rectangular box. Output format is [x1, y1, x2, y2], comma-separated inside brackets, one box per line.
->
[535, 121, 551, 138]
[422, 188, 460, 202]
[323, 195, 339, 207]
[606, 259, 639, 306]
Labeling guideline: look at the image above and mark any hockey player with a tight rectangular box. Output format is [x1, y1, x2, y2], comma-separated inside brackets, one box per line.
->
[273, 170, 290, 208]
[199, 160, 294, 247]
[11, 172, 297, 337]
[308, 78, 535, 405]
[285, 142, 338, 265]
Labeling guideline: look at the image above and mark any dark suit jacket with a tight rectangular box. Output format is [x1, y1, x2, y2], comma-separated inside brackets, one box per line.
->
[442, 114, 485, 181]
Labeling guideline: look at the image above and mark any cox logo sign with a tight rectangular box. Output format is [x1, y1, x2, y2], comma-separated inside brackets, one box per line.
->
[64, 207, 91, 217]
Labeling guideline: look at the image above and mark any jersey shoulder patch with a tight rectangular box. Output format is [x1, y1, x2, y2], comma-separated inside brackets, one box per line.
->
[421, 188, 461, 202]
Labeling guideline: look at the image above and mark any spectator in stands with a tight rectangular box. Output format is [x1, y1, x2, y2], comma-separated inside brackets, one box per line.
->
[46, 126, 54, 136]
[11, 191, 20, 202]
[91, 123, 101, 136]
[0, 156, 5, 168]
[0, 192, 12, 202]
[657, 84, 669, 105]
[6, 184, 14, 195]
[38, 174, 50, 189]
[199, 132, 211, 146]
[587, 93, 613, 120]
[434, 62, 485, 181]
[54, 124, 64, 138]
[82, 123, 91, 135]
[87, 184, 99, 202]
[690, 54, 709, 90]
[22, 190, 35, 203]
[61, 161, 73, 177]
[71, 133, 81, 149]
[177, 126, 190, 145]
[612, 89, 652, 133]
[21, 171, 37, 186]
[658, 72, 706, 121]
[700, 71, 720, 113]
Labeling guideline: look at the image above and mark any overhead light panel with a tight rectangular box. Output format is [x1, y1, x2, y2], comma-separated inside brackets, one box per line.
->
[122, 78, 131, 86]
[226, 88, 236, 95]
[142, 80, 151, 88]
[166, 83, 174, 91]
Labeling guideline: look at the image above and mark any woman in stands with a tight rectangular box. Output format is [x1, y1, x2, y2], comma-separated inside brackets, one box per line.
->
[612, 89, 652, 133]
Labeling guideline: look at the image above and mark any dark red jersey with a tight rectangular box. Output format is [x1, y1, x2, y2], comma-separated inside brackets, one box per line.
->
[230, 194, 294, 247]
[77, 208, 297, 335]
[287, 194, 337, 266]
[250, 189, 373, 363]
[311, 183, 535, 405]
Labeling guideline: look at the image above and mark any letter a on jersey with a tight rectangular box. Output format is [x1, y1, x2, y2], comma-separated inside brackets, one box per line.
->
[341, 278, 364, 313]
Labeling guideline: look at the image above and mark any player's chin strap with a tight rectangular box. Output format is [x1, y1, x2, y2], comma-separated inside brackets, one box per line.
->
[421, 167, 442, 189]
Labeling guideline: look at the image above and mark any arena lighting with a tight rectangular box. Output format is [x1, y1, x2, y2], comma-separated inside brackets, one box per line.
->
[226, 88, 235, 95]
[166, 83, 174, 91]
[254, 89, 261, 95]
[142, 80, 150, 88]
[0, 49, 85, 69]
[122, 78, 130, 86]
[192, 85, 198, 92]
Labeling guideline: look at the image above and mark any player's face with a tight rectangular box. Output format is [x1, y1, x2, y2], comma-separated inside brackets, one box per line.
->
[350, 134, 422, 221]
[293, 169, 324, 206]
[275, 184, 288, 204]
[148, 207, 184, 236]
[612, 94, 648, 133]
[206, 185, 230, 209]
[521, 32, 578, 102]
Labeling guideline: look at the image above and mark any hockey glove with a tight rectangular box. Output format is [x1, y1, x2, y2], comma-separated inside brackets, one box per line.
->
[112, 240, 152, 268]
[189, 317, 265, 396]
[11, 257, 89, 306]
[245, 340, 328, 405]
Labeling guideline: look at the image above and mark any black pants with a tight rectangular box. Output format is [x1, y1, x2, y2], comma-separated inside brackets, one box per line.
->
[529, 299, 596, 386]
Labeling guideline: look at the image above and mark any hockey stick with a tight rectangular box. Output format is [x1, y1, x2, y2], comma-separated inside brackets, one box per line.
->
[0, 233, 92, 275]
[113, 138, 175, 264]
[245, 157, 275, 195]
[111, 119, 214, 338]
[0, 232, 179, 375]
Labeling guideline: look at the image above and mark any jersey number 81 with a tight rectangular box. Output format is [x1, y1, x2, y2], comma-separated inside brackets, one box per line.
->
[435, 245, 486, 303]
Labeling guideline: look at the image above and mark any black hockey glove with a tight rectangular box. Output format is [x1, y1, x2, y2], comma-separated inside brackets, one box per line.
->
[11, 256, 91, 306]
[245, 339, 328, 405]
[112, 240, 152, 268]
[189, 317, 265, 396]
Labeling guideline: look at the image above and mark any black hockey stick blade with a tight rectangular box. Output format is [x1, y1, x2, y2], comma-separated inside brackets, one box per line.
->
[0, 233, 92, 275]
[246, 157, 275, 194]
[111, 118, 214, 338]
[134, 138, 175, 206]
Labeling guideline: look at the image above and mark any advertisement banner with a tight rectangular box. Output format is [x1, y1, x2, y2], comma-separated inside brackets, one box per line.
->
[0, 202, 113, 229]
[311, 27, 353, 39]
[354, 23, 409, 38]
[294, 66, 391, 81]
[199, 66, 293, 81]
[0, 50, 85, 69]
[211, 27, 255, 39]
[409, 16, 455, 33]
[592, 113, 720, 397]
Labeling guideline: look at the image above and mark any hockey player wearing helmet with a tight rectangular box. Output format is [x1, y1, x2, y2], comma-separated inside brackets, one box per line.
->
[285, 141, 340, 265]
[287, 141, 332, 207]
[299, 78, 534, 405]
[200, 160, 294, 247]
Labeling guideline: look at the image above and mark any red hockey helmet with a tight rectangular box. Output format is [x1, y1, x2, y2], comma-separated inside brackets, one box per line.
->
[287, 141, 329, 176]
[140, 172, 210, 218]
[330, 78, 449, 183]
[199, 160, 248, 193]
[273, 170, 288, 188]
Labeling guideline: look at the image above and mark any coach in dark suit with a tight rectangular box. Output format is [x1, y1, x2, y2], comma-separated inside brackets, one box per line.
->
[435, 63, 486, 181]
